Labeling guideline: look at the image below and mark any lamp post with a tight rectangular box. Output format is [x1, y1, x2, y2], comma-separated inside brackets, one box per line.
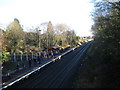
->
[38, 29, 41, 49]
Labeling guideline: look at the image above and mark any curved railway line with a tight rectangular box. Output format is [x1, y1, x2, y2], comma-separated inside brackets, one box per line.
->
[3, 41, 92, 88]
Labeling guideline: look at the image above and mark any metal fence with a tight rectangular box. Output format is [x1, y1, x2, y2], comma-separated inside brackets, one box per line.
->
[2, 49, 63, 77]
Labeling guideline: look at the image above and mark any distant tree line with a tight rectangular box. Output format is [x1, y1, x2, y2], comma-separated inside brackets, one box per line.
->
[0, 19, 80, 63]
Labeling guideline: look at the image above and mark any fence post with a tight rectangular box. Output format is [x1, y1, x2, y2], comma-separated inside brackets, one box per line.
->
[32, 52, 33, 60]
[39, 52, 41, 56]
[13, 52, 16, 61]
[26, 53, 28, 61]
[20, 52, 23, 61]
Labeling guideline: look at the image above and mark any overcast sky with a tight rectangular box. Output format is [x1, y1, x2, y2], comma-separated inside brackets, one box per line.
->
[0, 0, 94, 36]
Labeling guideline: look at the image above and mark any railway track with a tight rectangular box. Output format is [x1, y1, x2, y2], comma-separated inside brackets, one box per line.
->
[5, 41, 92, 88]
